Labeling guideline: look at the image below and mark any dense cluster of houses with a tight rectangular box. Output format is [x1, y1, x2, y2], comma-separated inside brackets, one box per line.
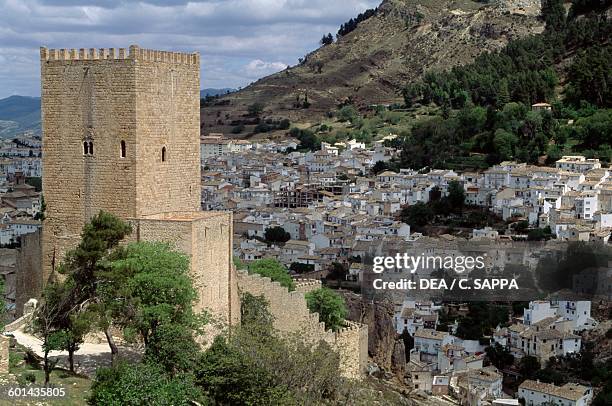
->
[393, 299, 595, 405]
[0, 180, 41, 246]
[0, 133, 42, 246]
[201, 135, 605, 405]
[200, 135, 611, 282]
[0, 132, 42, 178]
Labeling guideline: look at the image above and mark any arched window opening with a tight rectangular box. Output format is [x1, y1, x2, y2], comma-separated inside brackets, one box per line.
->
[120, 140, 126, 158]
[83, 141, 89, 155]
[161, 146, 166, 162]
[88, 141, 94, 155]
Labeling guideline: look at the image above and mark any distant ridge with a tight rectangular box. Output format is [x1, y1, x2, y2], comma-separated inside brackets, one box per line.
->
[0, 95, 41, 138]
[201, 88, 236, 98]
[0, 89, 236, 138]
[201, 0, 545, 135]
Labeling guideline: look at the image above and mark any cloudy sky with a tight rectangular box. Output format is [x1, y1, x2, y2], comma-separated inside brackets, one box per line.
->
[0, 0, 380, 99]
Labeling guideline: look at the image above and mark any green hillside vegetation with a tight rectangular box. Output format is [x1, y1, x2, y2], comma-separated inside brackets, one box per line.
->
[399, 0, 611, 168]
[284, 1, 611, 170]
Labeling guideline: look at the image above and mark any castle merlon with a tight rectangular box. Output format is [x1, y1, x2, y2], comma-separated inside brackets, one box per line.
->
[40, 45, 200, 65]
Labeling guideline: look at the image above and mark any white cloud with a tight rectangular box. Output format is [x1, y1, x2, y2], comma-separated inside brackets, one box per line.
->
[244, 59, 288, 78]
[0, 0, 380, 97]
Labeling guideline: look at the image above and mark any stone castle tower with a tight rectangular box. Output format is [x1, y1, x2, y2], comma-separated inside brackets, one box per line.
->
[40, 45, 239, 326]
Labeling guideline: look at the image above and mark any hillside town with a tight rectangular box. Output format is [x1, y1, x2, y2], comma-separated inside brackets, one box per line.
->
[0, 131, 42, 317]
[200, 134, 612, 277]
[396, 298, 596, 405]
[199, 132, 611, 405]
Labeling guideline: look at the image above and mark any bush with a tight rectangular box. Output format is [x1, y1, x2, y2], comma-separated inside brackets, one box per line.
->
[195, 336, 293, 405]
[264, 226, 291, 244]
[18, 371, 36, 385]
[254, 123, 271, 133]
[231, 124, 244, 134]
[278, 118, 291, 130]
[89, 362, 204, 405]
[305, 288, 348, 331]
[289, 262, 315, 274]
[337, 106, 359, 123]
[247, 103, 264, 117]
[248, 259, 295, 291]
[196, 296, 346, 405]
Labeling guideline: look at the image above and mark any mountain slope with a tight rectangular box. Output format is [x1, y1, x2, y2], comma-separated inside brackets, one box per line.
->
[201, 88, 237, 98]
[201, 0, 545, 135]
[0, 96, 41, 138]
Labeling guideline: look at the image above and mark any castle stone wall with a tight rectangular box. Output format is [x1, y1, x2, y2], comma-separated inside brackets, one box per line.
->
[15, 230, 42, 317]
[236, 271, 367, 379]
[133, 211, 238, 329]
[40, 45, 200, 282]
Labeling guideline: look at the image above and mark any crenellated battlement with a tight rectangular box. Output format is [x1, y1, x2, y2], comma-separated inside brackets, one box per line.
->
[40, 45, 199, 65]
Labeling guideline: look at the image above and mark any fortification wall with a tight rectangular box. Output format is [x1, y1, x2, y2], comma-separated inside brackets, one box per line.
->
[15, 231, 42, 316]
[132, 46, 201, 217]
[236, 271, 367, 379]
[40, 44, 200, 282]
[133, 211, 238, 330]
[294, 279, 322, 295]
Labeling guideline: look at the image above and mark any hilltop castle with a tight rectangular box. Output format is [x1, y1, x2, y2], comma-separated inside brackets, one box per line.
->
[40, 45, 239, 326]
[37, 45, 366, 378]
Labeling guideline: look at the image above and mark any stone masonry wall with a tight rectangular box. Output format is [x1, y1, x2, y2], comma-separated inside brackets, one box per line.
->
[40, 45, 200, 282]
[132, 46, 201, 217]
[15, 230, 42, 317]
[132, 211, 238, 330]
[236, 271, 367, 379]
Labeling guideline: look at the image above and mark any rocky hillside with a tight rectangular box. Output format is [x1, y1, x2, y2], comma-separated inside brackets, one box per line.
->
[201, 0, 545, 135]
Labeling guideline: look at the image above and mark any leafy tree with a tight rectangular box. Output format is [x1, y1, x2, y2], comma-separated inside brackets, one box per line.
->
[456, 317, 484, 340]
[371, 160, 389, 175]
[527, 227, 552, 241]
[278, 118, 291, 130]
[196, 335, 293, 405]
[264, 226, 291, 244]
[327, 262, 348, 281]
[240, 293, 274, 332]
[33, 282, 75, 384]
[289, 128, 320, 151]
[248, 258, 295, 291]
[494, 129, 519, 160]
[25, 176, 42, 192]
[305, 287, 348, 331]
[447, 180, 465, 211]
[247, 102, 264, 117]
[143, 323, 201, 376]
[519, 355, 541, 378]
[100, 242, 200, 347]
[486, 343, 514, 370]
[573, 109, 612, 150]
[196, 293, 348, 404]
[399, 202, 434, 228]
[254, 122, 271, 133]
[231, 124, 244, 134]
[337, 105, 359, 123]
[320, 33, 333, 45]
[289, 262, 314, 274]
[89, 362, 205, 406]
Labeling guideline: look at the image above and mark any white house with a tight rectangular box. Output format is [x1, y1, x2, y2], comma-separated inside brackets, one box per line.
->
[519, 380, 592, 406]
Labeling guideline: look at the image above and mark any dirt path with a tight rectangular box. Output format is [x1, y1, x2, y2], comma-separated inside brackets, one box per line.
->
[9, 328, 141, 377]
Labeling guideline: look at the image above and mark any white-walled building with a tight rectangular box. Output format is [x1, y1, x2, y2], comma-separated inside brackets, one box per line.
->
[519, 380, 592, 406]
